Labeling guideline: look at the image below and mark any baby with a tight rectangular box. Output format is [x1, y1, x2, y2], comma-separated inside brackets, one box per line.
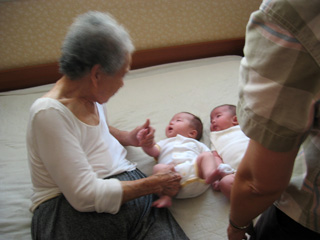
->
[138, 112, 221, 208]
[209, 104, 250, 199]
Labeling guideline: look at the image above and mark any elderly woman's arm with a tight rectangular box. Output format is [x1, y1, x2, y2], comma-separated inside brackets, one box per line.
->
[228, 140, 298, 240]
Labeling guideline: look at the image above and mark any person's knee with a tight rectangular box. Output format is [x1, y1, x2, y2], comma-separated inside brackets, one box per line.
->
[197, 152, 211, 161]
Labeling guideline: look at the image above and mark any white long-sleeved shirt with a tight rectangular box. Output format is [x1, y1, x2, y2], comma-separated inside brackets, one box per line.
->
[26, 98, 136, 214]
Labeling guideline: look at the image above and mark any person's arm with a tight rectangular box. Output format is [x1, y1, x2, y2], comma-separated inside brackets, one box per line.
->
[228, 139, 298, 240]
[109, 119, 155, 147]
[140, 144, 160, 158]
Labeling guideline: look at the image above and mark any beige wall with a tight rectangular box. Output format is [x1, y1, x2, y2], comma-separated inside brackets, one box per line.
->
[0, 0, 261, 70]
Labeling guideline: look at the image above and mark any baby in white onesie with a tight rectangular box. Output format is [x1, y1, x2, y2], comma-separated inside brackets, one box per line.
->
[138, 112, 221, 208]
[209, 104, 249, 199]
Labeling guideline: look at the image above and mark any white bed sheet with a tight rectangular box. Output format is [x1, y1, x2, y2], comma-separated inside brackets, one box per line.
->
[0, 55, 242, 240]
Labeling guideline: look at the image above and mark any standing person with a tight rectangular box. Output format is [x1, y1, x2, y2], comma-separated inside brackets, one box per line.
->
[26, 11, 189, 240]
[228, 0, 320, 240]
[138, 112, 221, 208]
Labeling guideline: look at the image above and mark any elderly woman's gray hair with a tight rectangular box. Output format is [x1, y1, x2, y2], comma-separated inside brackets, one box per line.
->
[59, 11, 135, 80]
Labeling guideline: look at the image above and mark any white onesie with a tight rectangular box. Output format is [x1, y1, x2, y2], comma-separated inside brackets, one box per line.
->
[210, 125, 249, 170]
[156, 134, 211, 198]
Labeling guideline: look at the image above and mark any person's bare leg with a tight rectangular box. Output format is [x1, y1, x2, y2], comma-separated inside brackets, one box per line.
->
[197, 151, 223, 184]
[217, 174, 235, 199]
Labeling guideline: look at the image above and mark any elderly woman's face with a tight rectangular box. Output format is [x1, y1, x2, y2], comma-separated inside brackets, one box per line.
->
[96, 54, 131, 104]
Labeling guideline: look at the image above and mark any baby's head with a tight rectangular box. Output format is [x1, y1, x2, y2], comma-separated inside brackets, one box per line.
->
[166, 112, 203, 140]
[210, 104, 238, 131]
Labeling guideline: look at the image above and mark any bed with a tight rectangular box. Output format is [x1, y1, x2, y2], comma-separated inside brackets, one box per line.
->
[0, 38, 244, 239]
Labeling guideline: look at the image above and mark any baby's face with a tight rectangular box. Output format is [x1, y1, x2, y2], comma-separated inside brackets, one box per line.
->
[165, 113, 195, 138]
[210, 106, 236, 131]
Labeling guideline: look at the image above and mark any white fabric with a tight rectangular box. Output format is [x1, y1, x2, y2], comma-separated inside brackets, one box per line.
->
[218, 163, 235, 174]
[156, 134, 210, 198]
[26, 98, 136, 213]
[0, 56, 250, 240]
[157, 134, 210, 165]
[210, 125, 249, 169]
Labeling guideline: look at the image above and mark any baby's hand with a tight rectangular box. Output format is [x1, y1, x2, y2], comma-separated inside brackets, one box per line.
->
[137, 128, 155, 148]
[137, 128, 148, 142]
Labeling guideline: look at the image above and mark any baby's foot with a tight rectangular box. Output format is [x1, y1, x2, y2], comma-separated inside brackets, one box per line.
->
[212, 181, 221, 192]
[152, 196, 172, 208]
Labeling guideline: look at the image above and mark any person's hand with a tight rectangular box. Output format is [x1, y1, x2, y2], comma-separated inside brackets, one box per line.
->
[137, 128, 147, 142]
[137, 127, 154, 148]
[128, 119, 155, 147]
[152, 165, 181, 197]
[227, 222, 253, 240]
[227, 225, 247, 240]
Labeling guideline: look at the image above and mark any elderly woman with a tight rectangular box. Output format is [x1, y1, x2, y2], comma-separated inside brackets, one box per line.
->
[26, 12, 188, 240]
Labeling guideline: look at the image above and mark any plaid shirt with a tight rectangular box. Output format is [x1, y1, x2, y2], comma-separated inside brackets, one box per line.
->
[238, 0, 320, 233]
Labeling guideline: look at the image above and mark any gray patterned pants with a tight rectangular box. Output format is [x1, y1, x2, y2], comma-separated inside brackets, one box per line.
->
[32, 169, 189, 240]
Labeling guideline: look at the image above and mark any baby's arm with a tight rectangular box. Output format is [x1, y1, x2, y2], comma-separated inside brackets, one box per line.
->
[137, 128, 160, 158]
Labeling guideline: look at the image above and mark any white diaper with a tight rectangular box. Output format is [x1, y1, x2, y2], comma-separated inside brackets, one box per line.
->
[174, 160, 209, 199]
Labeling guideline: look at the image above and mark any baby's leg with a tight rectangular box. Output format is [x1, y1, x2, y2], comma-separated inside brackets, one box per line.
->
[152, 163, 175, 208]
[217, 174, 235, 200]
[153, 163, 175, 174]
[196, 151, 222, 184]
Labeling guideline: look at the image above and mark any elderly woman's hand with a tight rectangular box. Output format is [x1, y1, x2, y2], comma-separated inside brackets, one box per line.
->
[155, 171, 182, 197]
[120, 166, 181, 204]
[151, 164, 181, 197]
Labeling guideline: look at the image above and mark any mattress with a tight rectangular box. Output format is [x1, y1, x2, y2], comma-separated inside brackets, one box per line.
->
[0, 55, 242, 239]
